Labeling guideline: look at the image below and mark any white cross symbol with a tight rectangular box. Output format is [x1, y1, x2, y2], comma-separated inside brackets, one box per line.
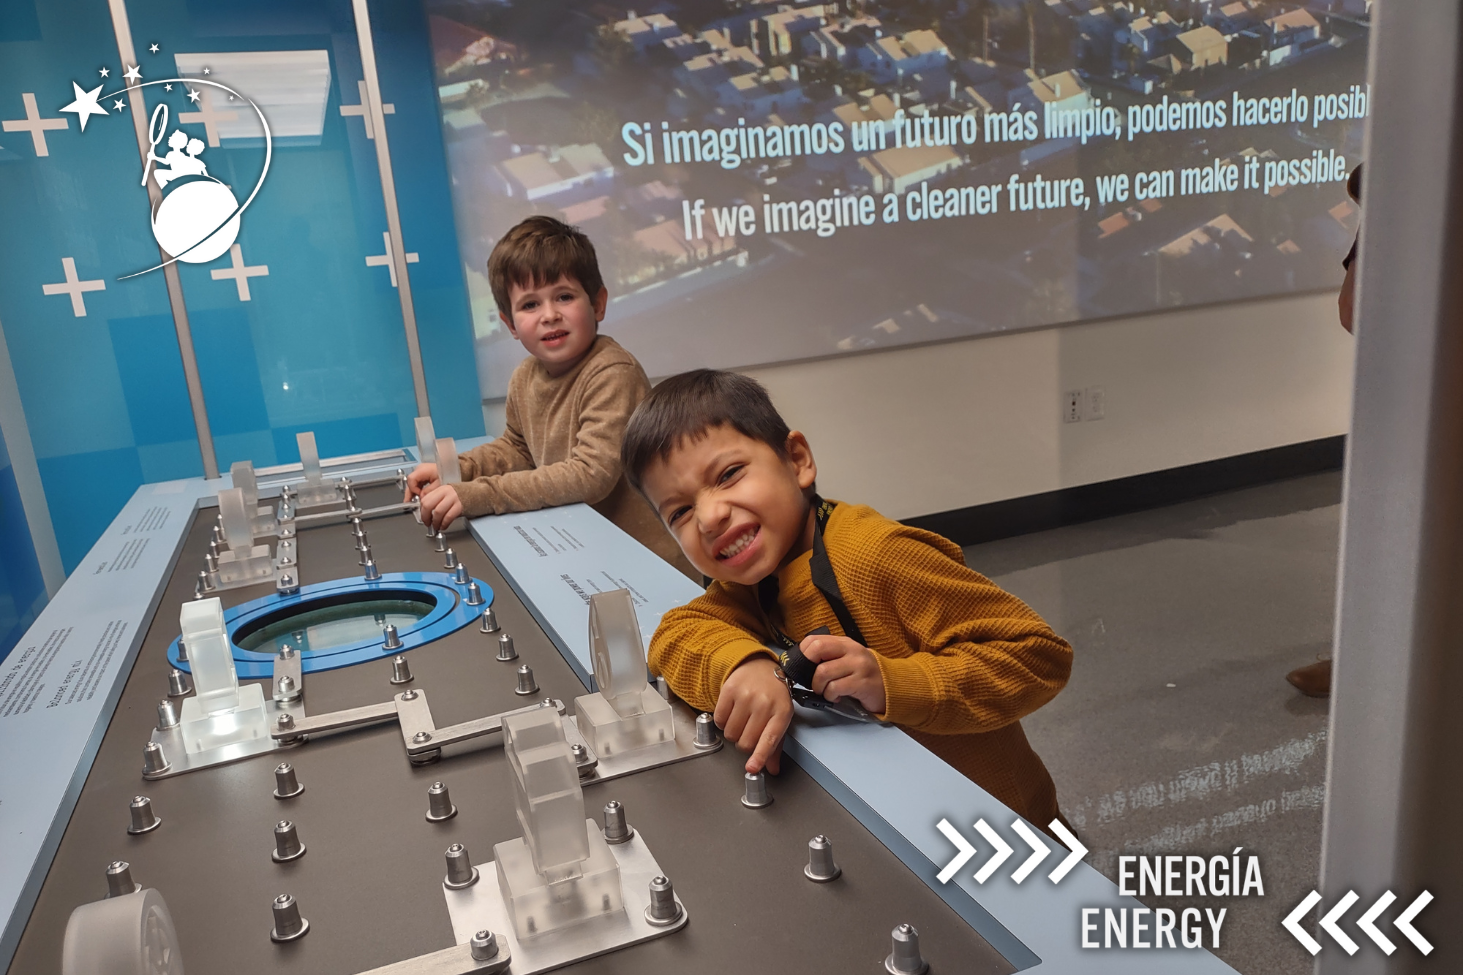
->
[178, 86, 237, 147]
[41, 257, 106, 317]
[365, 232, 418, 287]
[339, 80, 394, 140]
[210, 243, 269, 301]
[3, 93, 69, 157]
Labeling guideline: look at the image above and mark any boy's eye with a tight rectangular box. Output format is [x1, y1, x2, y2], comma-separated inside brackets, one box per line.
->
[666, 505, 691, 526]
[717, 465, 743, 484]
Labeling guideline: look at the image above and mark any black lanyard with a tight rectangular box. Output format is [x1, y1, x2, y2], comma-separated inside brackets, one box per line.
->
[756, 497, 866, 686]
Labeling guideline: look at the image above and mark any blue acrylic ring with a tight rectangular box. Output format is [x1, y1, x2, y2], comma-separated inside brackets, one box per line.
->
[165, 572, 493, 677]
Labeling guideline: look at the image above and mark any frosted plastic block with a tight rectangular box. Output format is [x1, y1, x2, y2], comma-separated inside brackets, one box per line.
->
[494, 820, 623, 940]
[502, 709, 589, 877]
[575, 686, 674, 757]
[218, 488, 253, 552]
[294, 431, 339, 506]
[180, 599, 239, 714]
[588, 589, 652, 714]
[415, 416, 437, 464]
[231, 461, 259, 507]
[435, 437, 460, 485]
[178, 682, 267, 753]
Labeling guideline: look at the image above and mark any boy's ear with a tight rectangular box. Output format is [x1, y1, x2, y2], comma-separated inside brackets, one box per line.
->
[592, 287, 608, 323]
[499, 308, 518, 338]
[785, 431, 817, 491]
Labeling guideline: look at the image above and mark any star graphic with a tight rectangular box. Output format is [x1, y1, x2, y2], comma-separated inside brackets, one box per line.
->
[60, 81, 109, 131]
[112, 98, 126, 111]
[186, 87, 201, 104]
[123, 64, 142, 83]
[99, 66, 110, 78]
[149, 43, 160, 54]
[202, 67, 211, 75]
[164, 83, 173, 92]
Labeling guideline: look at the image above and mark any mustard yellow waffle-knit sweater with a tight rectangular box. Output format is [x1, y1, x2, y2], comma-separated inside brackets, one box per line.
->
[649, 501, 1072, 826]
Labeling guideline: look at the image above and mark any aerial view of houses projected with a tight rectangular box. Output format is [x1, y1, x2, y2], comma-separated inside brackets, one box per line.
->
[426, 0, 1370, 394]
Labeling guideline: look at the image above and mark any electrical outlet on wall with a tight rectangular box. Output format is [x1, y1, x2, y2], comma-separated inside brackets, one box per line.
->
[1064, 389, 1084, 423]
[1085, 386, 1105, 420]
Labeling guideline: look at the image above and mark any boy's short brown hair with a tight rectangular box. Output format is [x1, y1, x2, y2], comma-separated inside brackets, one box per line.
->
[622, 370, 791, 495]
[487, 216, 605, 317]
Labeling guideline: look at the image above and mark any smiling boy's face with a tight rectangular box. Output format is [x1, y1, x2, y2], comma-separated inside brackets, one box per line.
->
[502, 275, 606, 377]
[640, 424, 817, 586]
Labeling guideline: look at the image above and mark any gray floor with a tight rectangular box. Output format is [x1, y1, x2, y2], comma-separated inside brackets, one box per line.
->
[964, 472, 1341, 975]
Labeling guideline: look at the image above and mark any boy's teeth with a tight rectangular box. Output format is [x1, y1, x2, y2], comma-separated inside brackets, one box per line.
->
[719, 530, 755, 559]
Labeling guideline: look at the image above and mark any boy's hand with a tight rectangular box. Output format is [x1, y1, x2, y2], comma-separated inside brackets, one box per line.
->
[714, 656, 793, 775]
[802, 633, 887, 716]
[404, 463, 439, 502]
[419, 483, 463, 532]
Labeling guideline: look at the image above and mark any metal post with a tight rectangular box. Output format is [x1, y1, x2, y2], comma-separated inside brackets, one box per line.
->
[351, 0, 432, 419]
[1318, 2, 1463, 972]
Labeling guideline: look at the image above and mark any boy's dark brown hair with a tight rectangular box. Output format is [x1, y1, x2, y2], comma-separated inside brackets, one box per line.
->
[487, 216, 605, 318]
[622, 370, 792, 495]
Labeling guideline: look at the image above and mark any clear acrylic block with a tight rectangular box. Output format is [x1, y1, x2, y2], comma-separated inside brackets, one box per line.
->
[179, 599, 238, 714]
[178, 682, 267, 753]
[575, 686, 674, 757]
[575, 590, 675, 756]
[502, 708, 590, 876]
[494, 820, 623, 940]
[293, 431, 339, 507]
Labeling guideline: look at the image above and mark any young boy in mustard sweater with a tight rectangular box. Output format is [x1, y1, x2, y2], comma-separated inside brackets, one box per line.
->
[621, 369, 1072, 828]
[404, 216, 693, 578]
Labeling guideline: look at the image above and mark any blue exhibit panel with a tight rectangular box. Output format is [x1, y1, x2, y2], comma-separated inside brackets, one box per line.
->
[0, 428, 47, 661]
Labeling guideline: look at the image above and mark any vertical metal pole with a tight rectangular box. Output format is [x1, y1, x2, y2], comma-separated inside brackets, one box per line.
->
[0, 315, 66, 594]
[1319, 2, 1463, 972]
[106, 0, 219, 479]
[351, 0, 432, 419]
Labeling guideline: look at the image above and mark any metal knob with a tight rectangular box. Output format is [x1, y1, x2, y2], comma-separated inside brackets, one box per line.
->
[694, 712, 718, 748]
[364, 559, 381, 581]
[465, 581, 484, 605]
[470, 930, 498, 961]
[155, 699, 179, 731]
[383, 624, 403, 651]
[167, 668, 191, 697]
[434, 531, 446, 552]
[273, 762, 304, 799]
[426, 781, 457, 822]
[885, 923, 929, 975]
[496, 634, 517, 661]
[742, 771, 772, 809]
[644, 875, 683, 927]
[177, 639, 187, 662]
[194, 572, 207, 600]
[127, 795, 161, 834]
[479, 607, 500, 633]
[205, 551, 218, 573]
[389, 654, 413, 685]
[805, 834, 842, 882]
[272, 820, 306, 862]
[276, 572, 299, 595]
[275, 673, 300, 703]
[141, 741, 170, 776]
[106, 860, 139, 898]
[514, 665, 538, 696]
[603, 800, 634, 845]
[443, 842, 479, 889]
[269, 893, 310, 942]
[454, 563, 469, 585]
[444, 547, 458, 569]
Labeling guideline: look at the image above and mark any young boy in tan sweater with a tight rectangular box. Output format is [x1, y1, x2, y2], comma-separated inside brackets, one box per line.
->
[621, 370, 1073, 829]
[405, 216, 693, 577]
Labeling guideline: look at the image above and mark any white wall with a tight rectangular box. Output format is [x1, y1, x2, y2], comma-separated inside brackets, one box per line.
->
[741, 292, 1356, 520]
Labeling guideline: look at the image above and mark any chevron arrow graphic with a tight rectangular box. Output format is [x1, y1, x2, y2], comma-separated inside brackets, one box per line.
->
[935, 818, 976, 884]
[974, 819, 1013, 883]
[1320, 890, 1360, 955]
[1284, 890, 1433, 955]
[1283, 890, 1324, 955]
[1046, 819, 1088, 883]
[1394, 891, 1433, 955]
[1009, 819, 1051, 884]
[1356, 891, 1396, 955]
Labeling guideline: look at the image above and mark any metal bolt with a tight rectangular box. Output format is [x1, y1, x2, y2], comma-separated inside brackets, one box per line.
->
[742, 771, 772, 809]
[443, 842, 479, 889]
[694, 712, 718, 748]
[479, 607, 500, 633]
[400, 688, 418, 701]
[426, 781, 457, 822]
[444, 547, 458, 569]
[127, 795, 162, 835]
[106, 860, 139, 898]
[434, 531, 446, 553]
[141, 741, 170, 776]
[205, 551, 219, 573]
[389, 655, 413, 685]
[277, 713, 296, 731]
[167, 668, 191, 698]
[363, 559, 381, 581]
[413, 731, 433, 744]
[514, 665, 538, 696]
[273, 762, 304, 799]
[496, 634, 517, 661]
[177, 639, 187, 662]
[885, 923, 928, 975]
[603, 800, 634, 845]
[469, 930, 498, 961]
[465, 581, 484, 606]
[644, 875, 683, 926]
[805, 834, 842, 882]
[276, 674, 297, 699]
[277, 573, 299, 595]
[194, 572, 207, 599]
[156, 699, 179, 731]
[383, 624, 403, 651]
[269, 893, 310, 942]
[272, 820, 306, 862]
[454, 563, 469, 584]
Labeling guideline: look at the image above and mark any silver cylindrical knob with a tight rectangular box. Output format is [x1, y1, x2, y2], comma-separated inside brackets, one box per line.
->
[364, 559, 381, 581]
[885, 923, 928, 975]
[106, 860, 139, 898]
[275, 673, 300, 702]
[514, 665, 538, 696]
[465, 581, 484, 605]
[273, 762, 304, 799]
[272, 820, 306, 862]
[443, 842, 479, 889]
[167, 668, 191, 697]
[603, 800, 634, 845]
[357, 535, 371, 556]
[644, 875, 683, 927]
[479, 607, 500, 633]
[742, 771, 772, 809]
[205, 551, 219, 573]
[454, 563, 469, 584]
[389, 654, 413, 685]
[269, 893, 310, 942]
[434, 531, 446, 552]
[194, 572, 207, 600]
[156, 699, 179, 731]
[426, 780, 457, 822]
[177, 639, 187, 662]
[496, 634, 517, 661]
[469, 930, 498, 961]
[805, 834, 842, 882]
[142, 741, 170, 776]
[127, 795, 161, 834]
[383, 624, 403, 651]
[277, 573, 299, 595]
[444, 547, 458, 569]
[694, 712, 718, 748]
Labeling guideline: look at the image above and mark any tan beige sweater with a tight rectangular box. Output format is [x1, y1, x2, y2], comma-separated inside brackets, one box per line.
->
[453, 335, 695, 578]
